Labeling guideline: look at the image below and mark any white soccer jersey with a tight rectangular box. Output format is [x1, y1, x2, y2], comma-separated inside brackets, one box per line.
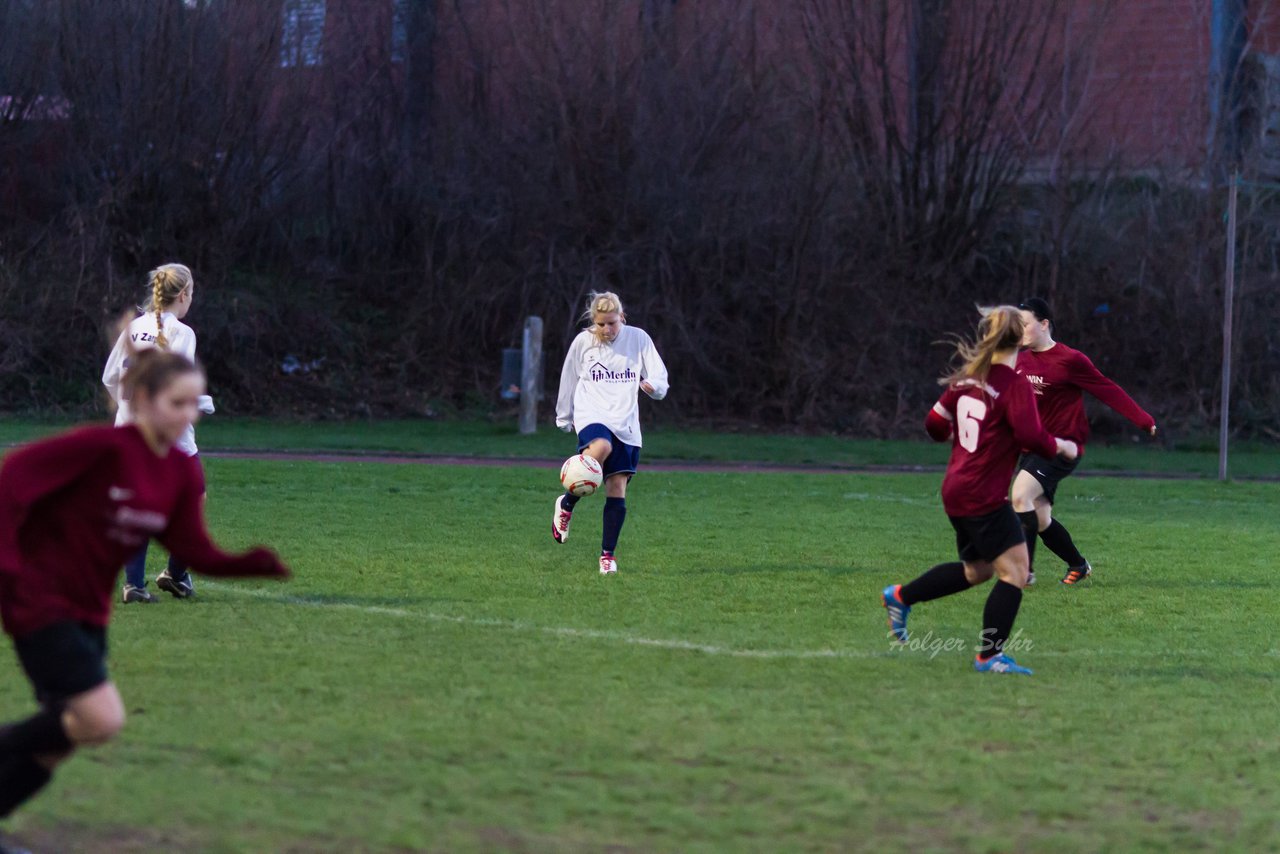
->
[555, 325, 669, 447]
[102, 311, 210, 456]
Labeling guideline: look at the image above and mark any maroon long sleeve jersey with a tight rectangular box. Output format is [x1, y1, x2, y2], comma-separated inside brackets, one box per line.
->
[0, 425, 287, 637]
[1015, 342, 1154, 447]
[925, 364, 1059, 518]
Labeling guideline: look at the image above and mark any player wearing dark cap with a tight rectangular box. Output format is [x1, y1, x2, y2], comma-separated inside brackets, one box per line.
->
[1013, 298, 1157, 585]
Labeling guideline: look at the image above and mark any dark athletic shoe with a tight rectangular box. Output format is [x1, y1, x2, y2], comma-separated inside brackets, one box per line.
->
[157, 569, 195, 599]
[122, 584, 156, 604]
[1061, 562, 1092, 586]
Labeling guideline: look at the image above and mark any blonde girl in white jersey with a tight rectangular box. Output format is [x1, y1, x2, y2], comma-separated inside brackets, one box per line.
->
[552, 291, 669, 574]
[102, 263, 215, 603]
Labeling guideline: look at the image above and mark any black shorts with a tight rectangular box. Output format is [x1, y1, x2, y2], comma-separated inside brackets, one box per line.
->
[13, 621, 109, 706]
[1017, 452, 1079, 504]
[949, 505, 1026, 564]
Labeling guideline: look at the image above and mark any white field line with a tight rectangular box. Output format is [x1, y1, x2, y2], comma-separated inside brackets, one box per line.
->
[203, 583, 1278, 661]
[204, 582, 888, 660]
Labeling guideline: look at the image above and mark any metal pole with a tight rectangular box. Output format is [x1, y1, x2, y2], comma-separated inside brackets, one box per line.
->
[1219, 172, 1238, 481]
[519, 316, 543, 435]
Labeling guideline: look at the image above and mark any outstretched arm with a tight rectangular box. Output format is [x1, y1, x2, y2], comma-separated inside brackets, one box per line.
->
[1070, 352, 1156, 434]
[157, 459, 289, 578]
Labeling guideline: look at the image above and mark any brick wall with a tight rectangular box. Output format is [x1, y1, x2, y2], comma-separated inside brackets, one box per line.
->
[303, 0, 1257, 174]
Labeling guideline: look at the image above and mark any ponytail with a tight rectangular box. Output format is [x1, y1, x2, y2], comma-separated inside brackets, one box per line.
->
[152, 269, 170, 349]
[941, 305, 1025, 387]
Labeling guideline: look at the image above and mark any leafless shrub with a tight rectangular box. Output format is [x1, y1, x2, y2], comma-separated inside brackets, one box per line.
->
[0, 0, 1276, 436]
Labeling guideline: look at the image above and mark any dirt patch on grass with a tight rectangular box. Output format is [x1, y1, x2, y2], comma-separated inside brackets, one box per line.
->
[14, 823, 200, 853]
[12, 822, 424, 854]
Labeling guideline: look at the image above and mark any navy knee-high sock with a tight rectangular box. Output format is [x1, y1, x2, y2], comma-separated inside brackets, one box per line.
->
[124, 543, 149, 588]
[979, 580, 1023, 661]
[601, 497, 626, 554]
[1039, 519, 1085, 567]
[900, 562, 971, 606]
[561, 492, 582, 512]
[166, 552, 190, 582]
[1016, 511, 1040, 570]
[0, 753, 53, 818]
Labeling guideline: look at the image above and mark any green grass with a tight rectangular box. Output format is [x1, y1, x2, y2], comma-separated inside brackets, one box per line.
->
[1, 456, 1277, 851]
[2, 416, 1279, 477]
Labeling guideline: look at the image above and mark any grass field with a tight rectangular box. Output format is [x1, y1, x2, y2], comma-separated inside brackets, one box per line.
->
[1, 438, 1277, 852]
[2, 416, 1280, 477]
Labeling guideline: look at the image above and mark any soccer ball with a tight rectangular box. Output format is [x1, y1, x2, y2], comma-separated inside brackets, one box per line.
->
[560, 454, 603, 496]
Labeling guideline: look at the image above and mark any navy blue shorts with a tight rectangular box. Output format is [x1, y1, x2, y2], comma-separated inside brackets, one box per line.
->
[948, 505, 1026, 564]
[577, 424, 640, 479]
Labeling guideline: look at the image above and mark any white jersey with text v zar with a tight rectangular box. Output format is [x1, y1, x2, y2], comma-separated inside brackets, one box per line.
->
[102, 311, 207, 457]
[555, 325, 669, 447]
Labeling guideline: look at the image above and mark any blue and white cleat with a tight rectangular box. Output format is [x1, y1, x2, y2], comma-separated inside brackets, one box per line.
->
[882, 584, 911, 644]
[157, 568, 195, 599]
[973, 653, 1033, 675]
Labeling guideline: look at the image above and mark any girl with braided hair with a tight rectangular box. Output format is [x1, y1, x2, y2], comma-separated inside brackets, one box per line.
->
[0, 348, 288, 842]
[102, 263, 215, 603]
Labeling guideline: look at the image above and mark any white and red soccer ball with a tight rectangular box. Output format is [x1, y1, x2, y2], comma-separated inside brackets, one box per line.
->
[560, 454, 603, 496]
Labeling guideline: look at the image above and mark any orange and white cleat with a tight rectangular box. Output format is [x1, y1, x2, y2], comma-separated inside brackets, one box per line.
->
[599, 552, 618, 575]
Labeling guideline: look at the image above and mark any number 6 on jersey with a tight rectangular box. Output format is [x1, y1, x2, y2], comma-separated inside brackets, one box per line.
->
[956, 396, 987, 453]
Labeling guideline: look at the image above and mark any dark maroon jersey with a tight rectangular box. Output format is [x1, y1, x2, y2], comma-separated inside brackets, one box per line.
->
[1015, 342, 1154, 447]
[925, 364, 1059, 517]
[0, 425, 286, 637]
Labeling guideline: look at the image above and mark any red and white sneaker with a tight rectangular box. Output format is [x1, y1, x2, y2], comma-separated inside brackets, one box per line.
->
[599, 553, 617, 574]
[552, 495, 573, 543]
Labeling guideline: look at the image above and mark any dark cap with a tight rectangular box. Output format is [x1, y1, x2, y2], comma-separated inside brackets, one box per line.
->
[1018, 297, 1052, 323]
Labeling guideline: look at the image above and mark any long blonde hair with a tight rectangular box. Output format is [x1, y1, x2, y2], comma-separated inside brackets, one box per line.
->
[139, 263, 193, 350]
[940, 305, 1025, 387]
[580, 290, 626, 344]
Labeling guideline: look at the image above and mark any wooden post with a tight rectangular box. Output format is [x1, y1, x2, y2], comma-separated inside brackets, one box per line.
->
[519, 316, 543, 435]
[1219, 172, 1238, 481]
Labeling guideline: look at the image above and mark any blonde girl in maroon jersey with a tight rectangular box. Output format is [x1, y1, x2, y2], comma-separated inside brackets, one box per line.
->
[0, 349, 288, 834]
[881, 306, 1077, 676]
